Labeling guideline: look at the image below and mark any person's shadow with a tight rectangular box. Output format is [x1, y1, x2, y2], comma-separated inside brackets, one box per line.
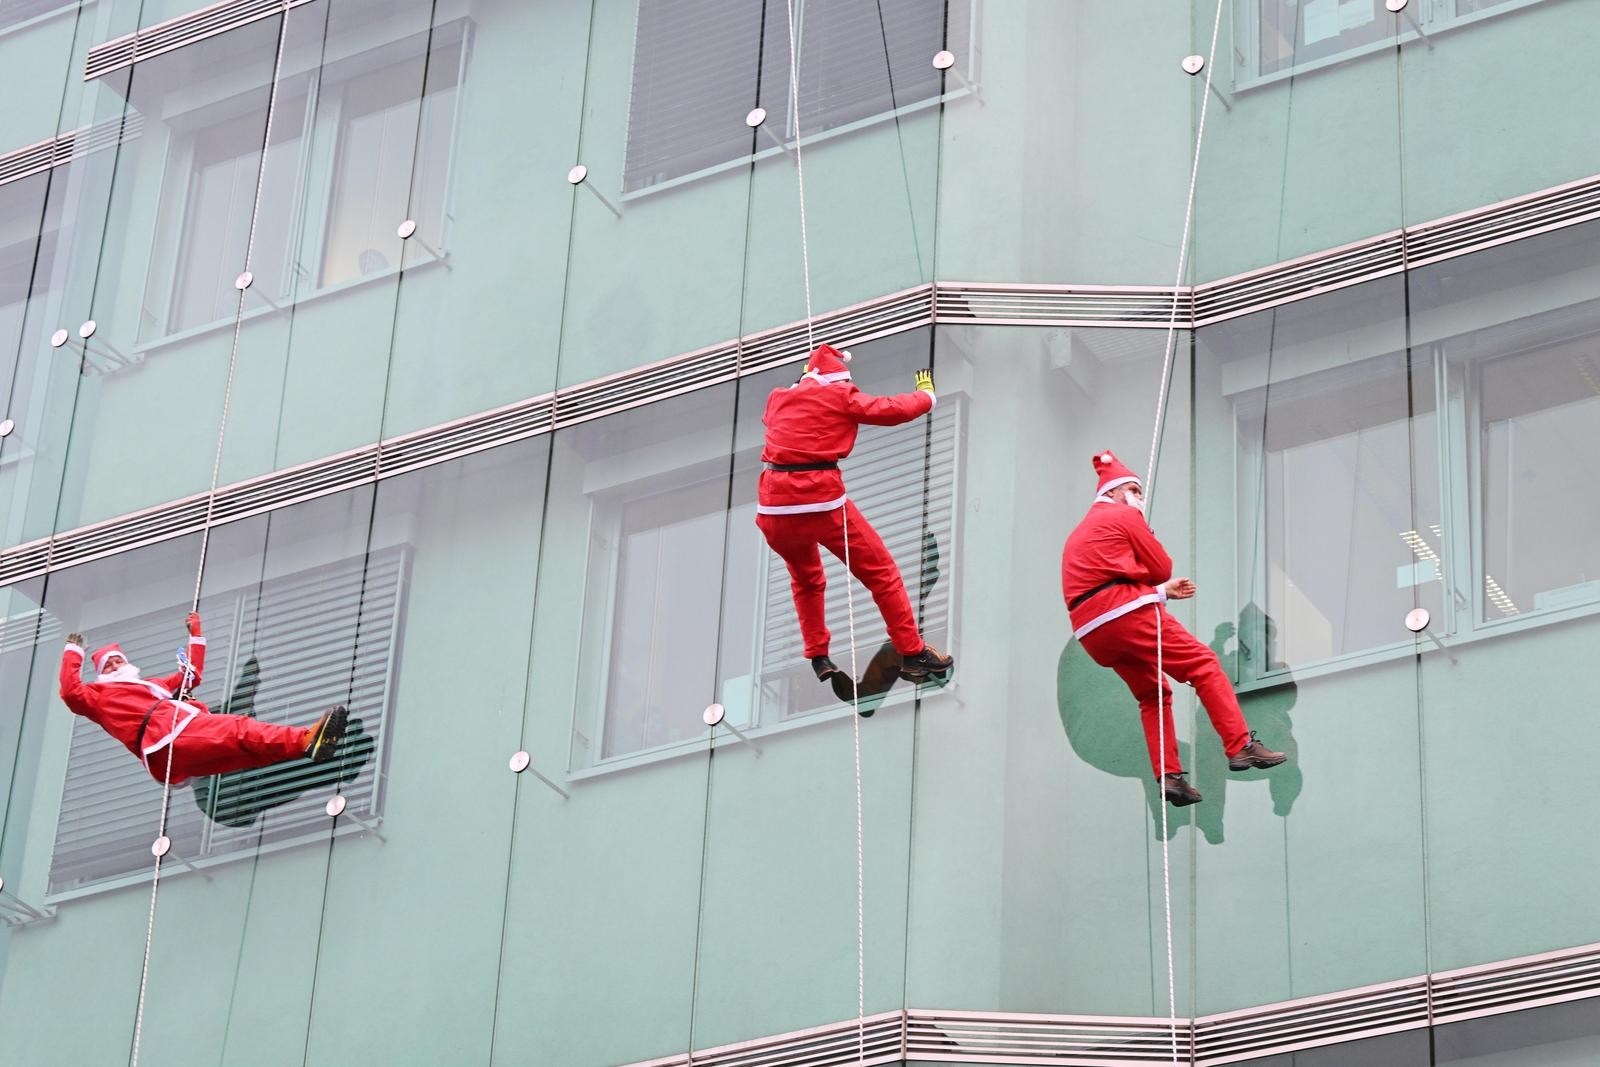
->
[1056, 641, 1192, 841]
[1192, 604, 1302, 844]
[190, 655, 375, 829]
[832, 530, 953, 717]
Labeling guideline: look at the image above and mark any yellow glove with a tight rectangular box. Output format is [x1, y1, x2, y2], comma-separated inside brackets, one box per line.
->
[914, 369, 935, 394]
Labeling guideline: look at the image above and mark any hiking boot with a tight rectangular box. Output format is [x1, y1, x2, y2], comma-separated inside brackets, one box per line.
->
[1163, 773, 1203, 807]
[900, 645, 954, 681]
[1229, 731, 1287, 771]
[305, 705, 349, 764]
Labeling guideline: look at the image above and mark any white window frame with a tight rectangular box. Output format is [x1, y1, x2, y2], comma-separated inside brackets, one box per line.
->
[1234, 0, 1554, 90]
[619, 0, 980, 201]
[138, 19, 471, 346]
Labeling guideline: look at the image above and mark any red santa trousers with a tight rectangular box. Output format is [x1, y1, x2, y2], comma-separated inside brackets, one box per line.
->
[1077, 603, 1251, 779]
[142, 704, 311, 784]
[756, 500, 924, 660]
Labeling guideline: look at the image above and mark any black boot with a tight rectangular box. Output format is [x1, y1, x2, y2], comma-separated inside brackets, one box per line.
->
[305, 705, 349, 763]
[1163, 773, 1203, 807]
[1228, 731, 1287, 771]
[812, 656, 858, 704]
[900, 645, 954, 682]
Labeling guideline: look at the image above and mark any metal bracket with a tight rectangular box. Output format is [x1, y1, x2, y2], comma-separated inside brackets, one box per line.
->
[703, 704, 763, 756]
[0, 877, 55, 927]
[508, 751, 571, 799]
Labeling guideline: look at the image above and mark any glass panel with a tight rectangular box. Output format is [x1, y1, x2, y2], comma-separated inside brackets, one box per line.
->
[936, 0, 1190, 284]
[212, 0, 450, 485]
[1399, 0, 1600, 228]
[379, 0, 589, 436]
[895, 324, 1195, 1019]
[48, 17, 284, 529]
[1193, 277, 1427, 1012]
[0, 2, 90, 152]
[493, 388, 733, 1067]
[0, 533, 203, 1062]
[1409, 221, 1600, 974]
[738, 0, 943, 338]
[1192, 0, 1405, 281]
[299, 439, 550, 1063]
[694, 331, 941, 1048]
[554, 0, 754, 388]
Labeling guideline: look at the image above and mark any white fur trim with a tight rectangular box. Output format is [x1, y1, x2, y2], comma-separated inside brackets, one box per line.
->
[1094, 475, 1139, 501]
[801, 370, 851, 384]
[1072, 592, 1163, 640]
[188, 635, 206, 646]
[756, 494, 848, 515]
[64, 642, 85, 656]
[924, 391, 937, 408]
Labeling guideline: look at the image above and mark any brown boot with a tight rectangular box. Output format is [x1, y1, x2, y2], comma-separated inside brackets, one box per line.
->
[1163, 773, 1202, 807]
[900, 645, 954, 681]
[1229, 731, 1287, 771]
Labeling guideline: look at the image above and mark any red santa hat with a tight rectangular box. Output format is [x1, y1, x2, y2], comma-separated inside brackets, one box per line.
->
[803, 343, 852, 383]
[92, 644, 128, 673]
[1092, 450, 1141, 499]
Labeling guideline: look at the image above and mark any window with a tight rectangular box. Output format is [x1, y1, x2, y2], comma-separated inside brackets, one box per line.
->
[46, 547, 407, 900]
[145, 23, 467, 339]
[1250, 0, 1547, 79]
[1235, 352, 1442, 667]
[575, 390, 963, 767]
[0, 170, 64, 350]
[1474, 338, 1600, 621]
[622, 0, 970, 193]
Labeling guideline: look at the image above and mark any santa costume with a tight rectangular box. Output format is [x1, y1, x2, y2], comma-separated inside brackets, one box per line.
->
[1061, 450, 1283, 805]
[59, 612, 347, 786]
[756, 344, 953, 687]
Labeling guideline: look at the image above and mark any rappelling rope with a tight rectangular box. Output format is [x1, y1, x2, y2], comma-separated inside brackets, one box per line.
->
[781, 0, 862, 1059]
[128, 12, 294, 1066]
[1142, 3, 1228, 1062]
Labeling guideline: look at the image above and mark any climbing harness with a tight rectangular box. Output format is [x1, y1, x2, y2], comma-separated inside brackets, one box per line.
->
[127, 11, 295, 1065]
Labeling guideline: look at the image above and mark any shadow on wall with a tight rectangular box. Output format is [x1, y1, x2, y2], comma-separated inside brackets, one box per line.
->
[190, 655, 375, 829]
[1055, 604, 1301, 843]
[1193, 604, 1302, 845]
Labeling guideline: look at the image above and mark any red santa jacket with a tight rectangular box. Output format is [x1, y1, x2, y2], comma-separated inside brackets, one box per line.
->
[757, 375, 934, 514]
[1061, 501, 1173, 638]
[59, 635, 208, 774]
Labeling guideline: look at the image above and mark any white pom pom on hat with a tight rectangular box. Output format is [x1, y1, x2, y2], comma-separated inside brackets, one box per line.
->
[841, 350, 851, 362]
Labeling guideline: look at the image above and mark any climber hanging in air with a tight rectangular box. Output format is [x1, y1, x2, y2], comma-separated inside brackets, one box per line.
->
[757, 344, 954, 699]
[1062, 450, 1285, 807]
[59, 611, 349, 786]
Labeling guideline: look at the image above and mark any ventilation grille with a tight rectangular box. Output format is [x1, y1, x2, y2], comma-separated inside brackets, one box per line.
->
[0, 114, 144, 188]
[598, 942, 1600, 1067]
[1191, 231, 1408, 327]
[1406, 172, 1600, 269]
[937, 283, 1190, 328]
[84, 0, 316, 80]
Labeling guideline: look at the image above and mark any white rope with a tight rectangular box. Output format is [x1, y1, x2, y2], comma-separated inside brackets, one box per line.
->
[129, 11, 294, 1065]
[782, 1, 859, 1058]
[1141, 5, 1227, 1062]
[784, 0, 815, 351]
[1145, 0, 1228, 506]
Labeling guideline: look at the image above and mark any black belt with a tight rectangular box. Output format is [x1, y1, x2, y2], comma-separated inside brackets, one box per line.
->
[1069, 576, 1137, 611]
[766, 461, 838, 472]
[133, 697, 167, 753]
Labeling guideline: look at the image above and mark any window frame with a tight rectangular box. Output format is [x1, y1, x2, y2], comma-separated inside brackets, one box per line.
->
[139, 18, 472, 345]
[618, 0, 980, 201]
[569, 394, 967, 777]
[1234, 0, 1554, 90]
[1231, 315, 1600, 694]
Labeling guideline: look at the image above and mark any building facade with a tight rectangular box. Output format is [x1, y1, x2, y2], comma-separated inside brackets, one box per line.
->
[0, 0, 1598, 1063]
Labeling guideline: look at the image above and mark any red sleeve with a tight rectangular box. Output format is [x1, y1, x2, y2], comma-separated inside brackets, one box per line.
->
[59, 646, 98, 718]
[151, 635, 206, 695]
[1120, 510, 1174, 586]
[844, 387, 934, 427]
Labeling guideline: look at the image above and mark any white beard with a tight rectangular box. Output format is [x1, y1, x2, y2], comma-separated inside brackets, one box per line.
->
[95, 664, 143, 684]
